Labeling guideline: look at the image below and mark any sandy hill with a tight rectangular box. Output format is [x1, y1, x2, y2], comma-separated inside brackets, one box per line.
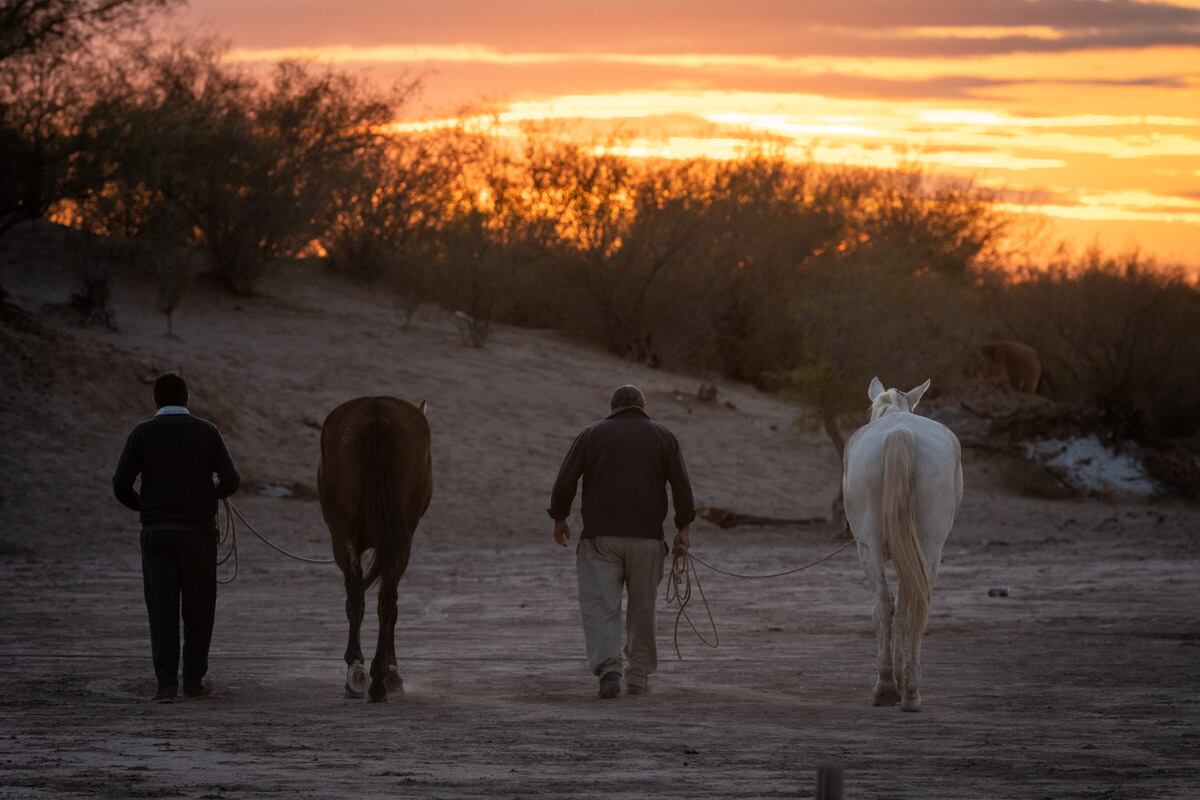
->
[1, 223, 847, 559]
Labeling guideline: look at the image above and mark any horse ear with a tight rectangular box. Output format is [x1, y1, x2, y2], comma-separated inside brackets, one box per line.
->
[905, 379, 931, 410]
[868, 377, 885, 401]
[418, 401, 428, 416]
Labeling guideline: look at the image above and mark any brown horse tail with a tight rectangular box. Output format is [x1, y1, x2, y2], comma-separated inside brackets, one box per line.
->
[881, 427, 931, 656]
[358, 417, 409, 591]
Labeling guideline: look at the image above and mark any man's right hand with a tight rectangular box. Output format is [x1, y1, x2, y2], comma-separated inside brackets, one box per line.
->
[553, 519, 570, 547]
[672, 525, 691, 557]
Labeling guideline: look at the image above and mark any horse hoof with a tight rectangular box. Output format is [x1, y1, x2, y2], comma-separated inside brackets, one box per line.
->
[368, 687, 388, 703]
[900, 690, 923, 712]
[384, 667, 404, 693]
[346, 663, 368, 696]
[344, 685, 364, 699]
[872, 681, 900, 706]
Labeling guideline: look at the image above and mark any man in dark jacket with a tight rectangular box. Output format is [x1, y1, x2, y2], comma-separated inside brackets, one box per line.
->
[113, 373, 240, 703]
[549, 384, 695, 699]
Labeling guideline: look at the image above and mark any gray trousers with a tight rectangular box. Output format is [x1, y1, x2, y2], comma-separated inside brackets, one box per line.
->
[576, 536, 667, 688]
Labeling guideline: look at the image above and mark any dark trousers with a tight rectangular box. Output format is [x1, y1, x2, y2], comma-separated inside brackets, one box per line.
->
[140, 528, 218, 691]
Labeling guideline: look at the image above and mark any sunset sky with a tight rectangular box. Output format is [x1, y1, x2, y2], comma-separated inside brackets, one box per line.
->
[179, 0, 1200, 266]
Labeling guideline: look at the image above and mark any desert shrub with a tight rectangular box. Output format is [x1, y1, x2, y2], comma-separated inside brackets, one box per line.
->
[63, 42, 413, 294]
[437, 209, 503, 346]
[0, 1, 179, 237]
[326, 133, 460, 327]
[0, 0, 175, 64]
[0, 47, 97, 238]
[66, 232, 115, 328]
[768, 256, 984, 455]
[988, 251, 1200, 440]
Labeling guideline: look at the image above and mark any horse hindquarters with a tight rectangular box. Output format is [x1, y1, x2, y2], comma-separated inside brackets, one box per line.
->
[881, 428, 932, 711]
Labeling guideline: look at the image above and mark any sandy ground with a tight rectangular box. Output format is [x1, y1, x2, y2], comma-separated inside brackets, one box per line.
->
[1, 243, 1198, 799]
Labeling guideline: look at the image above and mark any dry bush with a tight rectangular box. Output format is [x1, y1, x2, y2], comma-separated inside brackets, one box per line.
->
[769, 258, 984, 454]
[0, 0, 176, 63]
[62, 42, 414, 294]
[66, 232, 115, 328]
[0, 0, 176, 232]
[324, 134, 450, 327]
[988, 252, 1200, 440]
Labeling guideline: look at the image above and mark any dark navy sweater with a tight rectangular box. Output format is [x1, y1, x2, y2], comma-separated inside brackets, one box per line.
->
[113, 411, 240, 531]
[549, 406, 695, 539]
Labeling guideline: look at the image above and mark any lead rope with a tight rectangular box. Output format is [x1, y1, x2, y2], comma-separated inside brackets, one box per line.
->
[665, 550, 720, 658]
[216, 499, 337, 584]
[216, 499, 239, 585]
[665, 539, 855, 659]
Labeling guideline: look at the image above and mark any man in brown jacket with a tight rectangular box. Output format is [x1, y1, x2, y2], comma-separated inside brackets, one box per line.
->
[548, 384, 695, 698]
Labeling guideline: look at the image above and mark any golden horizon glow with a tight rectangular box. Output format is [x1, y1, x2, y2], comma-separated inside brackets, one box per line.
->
[388, 88, 1199, 177]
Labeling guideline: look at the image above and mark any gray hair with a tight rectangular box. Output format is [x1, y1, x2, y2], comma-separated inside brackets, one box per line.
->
[610, 384, 645, 410]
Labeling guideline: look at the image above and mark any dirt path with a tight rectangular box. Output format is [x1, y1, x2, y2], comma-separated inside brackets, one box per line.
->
[1, 251, 1198, 798]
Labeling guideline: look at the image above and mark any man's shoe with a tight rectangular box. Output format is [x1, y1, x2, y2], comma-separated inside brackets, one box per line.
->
[151, 688, 178, 703]
[182, 678, 214, 699]
[598, 671, 621, 699]
[627, 681, 648, 696]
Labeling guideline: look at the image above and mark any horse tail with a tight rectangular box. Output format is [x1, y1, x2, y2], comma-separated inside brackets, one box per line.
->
[882, 427, 931, 655]
[358, 417, 409, 591]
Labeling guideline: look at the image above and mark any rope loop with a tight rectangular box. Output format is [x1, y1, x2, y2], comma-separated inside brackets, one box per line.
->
[666, 552, 720, 660]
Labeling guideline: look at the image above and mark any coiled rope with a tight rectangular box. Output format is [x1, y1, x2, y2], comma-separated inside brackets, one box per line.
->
[665, 539, 854, 659]
[217, 499, 336, 584]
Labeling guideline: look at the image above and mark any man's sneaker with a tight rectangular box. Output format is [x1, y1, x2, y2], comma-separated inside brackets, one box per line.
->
[151, 688, 178, 703]
[598, 671, 621, 699]
[627, 681, 648, 696]
[182, 678, 214, 699]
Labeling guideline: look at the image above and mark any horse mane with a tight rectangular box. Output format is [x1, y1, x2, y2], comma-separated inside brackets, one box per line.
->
[870, 389, 909, 421]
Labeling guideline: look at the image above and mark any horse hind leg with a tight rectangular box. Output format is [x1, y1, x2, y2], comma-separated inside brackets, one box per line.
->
[384, 645, 403, 693]
[861, 542, 899, 706]
[897, 539, 943, 712]
[893, 590, 922, 712]
[342, 558, 368, 699]
[368, 580, 400, 702]
[382, 583, 403, 694]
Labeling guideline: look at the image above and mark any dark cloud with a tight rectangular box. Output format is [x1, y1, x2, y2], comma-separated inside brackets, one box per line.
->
[183, 0, 1200, 57]
[644, 28, 1200, 59]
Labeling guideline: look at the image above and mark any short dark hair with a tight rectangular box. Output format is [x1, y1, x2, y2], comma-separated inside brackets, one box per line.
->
[153, 372, 188, 408]
[610, 384, 645, 410]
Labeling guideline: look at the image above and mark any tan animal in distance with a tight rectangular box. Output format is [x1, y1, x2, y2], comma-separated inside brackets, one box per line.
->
[318, 396, 433, 702]
[979, 340, 1041, 393]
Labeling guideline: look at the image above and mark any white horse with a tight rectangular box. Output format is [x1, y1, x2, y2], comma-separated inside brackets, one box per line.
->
[842, 377, 963, 712]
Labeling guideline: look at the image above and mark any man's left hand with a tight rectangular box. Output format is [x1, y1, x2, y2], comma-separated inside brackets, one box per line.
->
[553, 519, 570, 547]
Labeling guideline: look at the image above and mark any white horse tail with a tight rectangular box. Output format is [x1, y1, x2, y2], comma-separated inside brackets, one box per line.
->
[882, 427, 931, 654]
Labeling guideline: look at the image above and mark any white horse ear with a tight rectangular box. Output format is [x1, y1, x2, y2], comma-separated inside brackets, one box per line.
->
[905, 379, 931, 410]
[868, 377, 885, 401]
[418, 401, 428, 416]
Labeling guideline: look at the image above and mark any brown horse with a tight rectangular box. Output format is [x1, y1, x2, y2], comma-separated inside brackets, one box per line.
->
[979, 340, 1042, 394]
[318, 396, 432, 702]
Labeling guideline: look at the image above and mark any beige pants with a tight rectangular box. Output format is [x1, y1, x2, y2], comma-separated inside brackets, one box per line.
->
[576, 536, 667, 688]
